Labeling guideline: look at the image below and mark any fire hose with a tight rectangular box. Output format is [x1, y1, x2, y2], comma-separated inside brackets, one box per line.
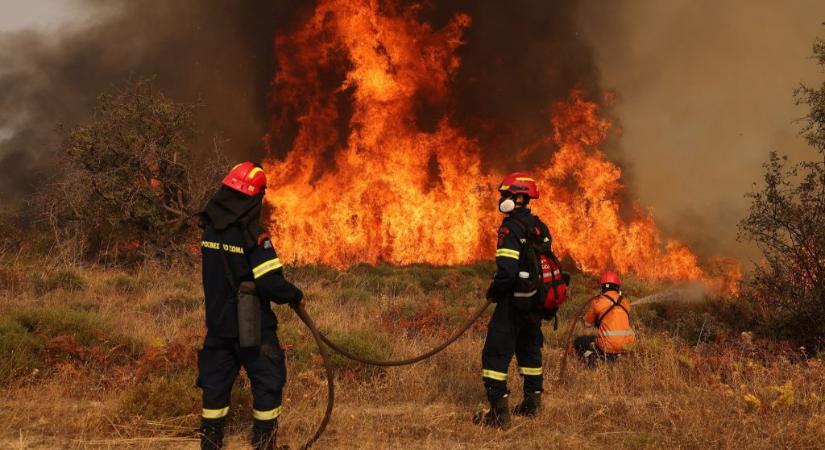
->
[289, 299, 493, 448]
[557, 295, 594, 381]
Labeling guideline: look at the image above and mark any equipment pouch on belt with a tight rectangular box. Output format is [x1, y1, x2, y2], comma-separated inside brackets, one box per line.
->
[238, 281, 262, 348]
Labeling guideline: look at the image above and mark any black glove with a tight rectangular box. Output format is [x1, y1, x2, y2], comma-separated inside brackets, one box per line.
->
[485, 284, 498, 303]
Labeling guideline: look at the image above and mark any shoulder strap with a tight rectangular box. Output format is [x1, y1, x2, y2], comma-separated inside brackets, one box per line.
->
[594, 294, 628, 328]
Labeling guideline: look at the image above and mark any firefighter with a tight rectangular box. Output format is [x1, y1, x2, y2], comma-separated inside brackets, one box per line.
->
[197, 162, 303, 450]
[475, 172, 551, 428]
[574, 272, 635, 366]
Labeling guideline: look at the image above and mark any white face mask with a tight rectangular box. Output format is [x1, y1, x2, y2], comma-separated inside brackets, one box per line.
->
[498, 198, 515, 213]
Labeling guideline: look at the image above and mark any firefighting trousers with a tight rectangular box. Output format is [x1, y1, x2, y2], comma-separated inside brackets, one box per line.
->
[481, 302, 544, 402]
[197, 329, 286, 425]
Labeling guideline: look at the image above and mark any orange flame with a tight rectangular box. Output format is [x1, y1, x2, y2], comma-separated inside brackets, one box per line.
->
[262, 0, 737, 287]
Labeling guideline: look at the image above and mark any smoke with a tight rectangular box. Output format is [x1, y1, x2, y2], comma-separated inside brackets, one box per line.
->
[264, 0, 604, 169]
[441, 1, 602, 168]
[0, 0, 313, 198]
[632, 282, 706, 306]
[3, 0, 820, 266]
[578, 0, 825, 262]
[2, 0, 598, 199]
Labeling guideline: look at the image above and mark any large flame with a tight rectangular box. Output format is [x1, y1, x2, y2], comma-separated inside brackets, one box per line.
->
[262, 0, 737, 288]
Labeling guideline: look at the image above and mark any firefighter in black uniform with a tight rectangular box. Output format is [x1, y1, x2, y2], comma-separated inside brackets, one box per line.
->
[198, 162, 303, 450]
[476, 172, 550, 428]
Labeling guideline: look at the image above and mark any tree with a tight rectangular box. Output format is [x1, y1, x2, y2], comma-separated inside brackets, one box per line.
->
[43, 78, 227, 262]
[739, 35, 825, 347]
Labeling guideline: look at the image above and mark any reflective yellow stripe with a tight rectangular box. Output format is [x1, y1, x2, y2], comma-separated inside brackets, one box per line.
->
[482, 369, 508, 381]
[248, 167, 263, 179]
[518, 366, 543, 376]
[253, 406, 282, 421]
[601, 329, 635, 337]
[253, 258, 283, 278]
[495, 249, 520, 259]
[202, 407, 229, 419]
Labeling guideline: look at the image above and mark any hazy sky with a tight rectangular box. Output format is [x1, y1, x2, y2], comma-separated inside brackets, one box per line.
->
[580, 0, 825, 262]
[0, 0, 90, 31]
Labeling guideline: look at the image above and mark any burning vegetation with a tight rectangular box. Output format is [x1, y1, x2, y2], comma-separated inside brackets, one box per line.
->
[262, 0, 737, 289]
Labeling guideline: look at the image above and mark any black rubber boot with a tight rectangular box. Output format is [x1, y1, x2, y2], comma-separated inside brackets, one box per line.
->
[251, 419, 278, 450]
[199, 418, 225, 450]
[513, 391, 542, 417]
[473, 395, 510, 428]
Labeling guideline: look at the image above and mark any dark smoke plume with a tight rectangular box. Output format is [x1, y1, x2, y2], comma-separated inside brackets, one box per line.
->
[0, 0, 602, 200]
[0, 0, 313, 198]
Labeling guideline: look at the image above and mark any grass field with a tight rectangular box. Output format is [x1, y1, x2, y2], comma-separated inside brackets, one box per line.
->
[1, 259, 824, 449]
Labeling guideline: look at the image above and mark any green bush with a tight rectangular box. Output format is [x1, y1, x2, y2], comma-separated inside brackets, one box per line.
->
[0, 318, 45, 383]
[102, 274, 143, 294]
[32, 270, 86, 295]
[15, 307, 111, 347]
[327, 329, 391, 380]
[279, 325, 316, 374]
[337, 287, 371, 304]
[119, 370, 200, 422]
[149, 292, 203, 315]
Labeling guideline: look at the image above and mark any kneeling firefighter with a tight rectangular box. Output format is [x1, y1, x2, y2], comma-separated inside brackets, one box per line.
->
[476, 172, 570, 428]
[197, 162, 304, 450]
[574, 272, 635, 366]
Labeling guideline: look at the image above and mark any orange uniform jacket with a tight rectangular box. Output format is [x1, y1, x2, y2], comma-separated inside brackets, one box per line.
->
[583, 291, 635, 353]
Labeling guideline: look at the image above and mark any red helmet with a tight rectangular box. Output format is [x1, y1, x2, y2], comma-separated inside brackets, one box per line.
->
[222, 162, 266, 196]
[599, 271, 621, 287]
[499, 172, 539, 199]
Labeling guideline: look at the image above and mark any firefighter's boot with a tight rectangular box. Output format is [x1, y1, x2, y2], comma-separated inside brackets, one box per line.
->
[513, 391, 542, 417]
[251, 419, 278, 450]
[473, 395, 510, 428]
[199, 418, 225, 450]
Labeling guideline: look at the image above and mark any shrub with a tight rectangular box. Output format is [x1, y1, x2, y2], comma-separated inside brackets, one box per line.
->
[0, 318, 45, 383]
[14, 307, 111, 347]
[326, 329, 391, 380]
[31, 269, 86, 295]
[337, 287, 371, 304]
[102, 274, 143, 294]
[148, 292, 203, 316]
[736, 36, 825, 348]
[119, 370, 200, 422]
[40, 78, 227, 263]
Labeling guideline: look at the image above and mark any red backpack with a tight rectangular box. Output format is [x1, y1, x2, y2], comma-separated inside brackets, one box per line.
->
[507, 216, 570, 318]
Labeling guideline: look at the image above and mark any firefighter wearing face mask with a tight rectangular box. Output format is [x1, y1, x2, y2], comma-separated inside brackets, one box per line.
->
[475, 172, 551, 428]
[197, 162, 304, 450]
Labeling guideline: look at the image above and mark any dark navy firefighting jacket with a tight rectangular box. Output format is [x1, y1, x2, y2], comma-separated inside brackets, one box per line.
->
[488, 208, 552, 302]
[201, 224, 302, 338]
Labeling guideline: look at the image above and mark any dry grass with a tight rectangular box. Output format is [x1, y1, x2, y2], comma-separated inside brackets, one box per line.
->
[1, 260, 824, 449]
